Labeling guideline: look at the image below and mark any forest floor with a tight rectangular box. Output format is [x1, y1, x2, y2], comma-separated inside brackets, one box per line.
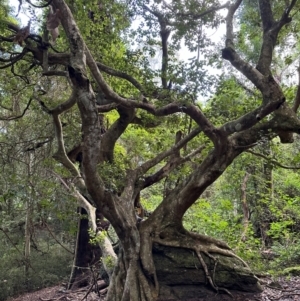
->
[6, 276, 300, 301]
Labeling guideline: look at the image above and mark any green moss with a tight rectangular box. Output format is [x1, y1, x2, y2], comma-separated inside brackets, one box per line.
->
[282, 266, 300, 276]
[103, 255, 115, 269]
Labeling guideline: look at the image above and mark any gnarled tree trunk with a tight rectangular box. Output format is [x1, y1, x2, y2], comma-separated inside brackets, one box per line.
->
[104, 145, 261, 301]
[49, 0, 300, 300]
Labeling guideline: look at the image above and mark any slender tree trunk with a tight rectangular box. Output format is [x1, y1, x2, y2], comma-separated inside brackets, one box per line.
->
[241, 171, 250, 242]
[24, 152, 33, 290]
[260, 142, 274, 248]
[24, 198, 31, 290]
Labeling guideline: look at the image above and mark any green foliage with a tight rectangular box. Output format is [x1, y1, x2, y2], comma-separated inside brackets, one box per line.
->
[281, 266, 300, 276]
[89, 228, 107, 245]
[206, 77, 260, 125]
[269, 240, 300, 273]
[184, 197, 241, 243]
[235, 228, 264, 272]
[2, 0, 300, 298]
[98, 161, 127, 192]
[0, 242, 72, 301]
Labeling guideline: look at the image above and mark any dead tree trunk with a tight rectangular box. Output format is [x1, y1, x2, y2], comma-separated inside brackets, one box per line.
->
[68, 208, 101, 290]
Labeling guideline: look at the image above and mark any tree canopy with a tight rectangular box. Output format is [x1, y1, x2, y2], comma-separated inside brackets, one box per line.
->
[2, 0, 300, 300]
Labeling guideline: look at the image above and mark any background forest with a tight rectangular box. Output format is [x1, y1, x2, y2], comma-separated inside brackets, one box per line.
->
[1, 0, 300, 300]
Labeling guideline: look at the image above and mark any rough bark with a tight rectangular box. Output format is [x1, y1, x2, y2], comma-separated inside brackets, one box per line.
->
[49, 0, 300, 299]
[57, 22, 262, 296]
[5, 0, 300, 300]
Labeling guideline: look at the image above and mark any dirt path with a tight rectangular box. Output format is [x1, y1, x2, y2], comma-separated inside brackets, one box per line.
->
[6, 277, 300, 301]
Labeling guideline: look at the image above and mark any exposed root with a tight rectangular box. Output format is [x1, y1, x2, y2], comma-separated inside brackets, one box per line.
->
[140, 229, 159, 296]
[150, 227, 252, 297]
[195, 249, 217, 290]
[202, 251, 218, 283]
[195, 249, 232, 297]
[156, 229, 250, 269]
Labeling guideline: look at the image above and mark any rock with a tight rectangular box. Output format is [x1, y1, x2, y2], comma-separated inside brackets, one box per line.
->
[153, 244, 262, 300]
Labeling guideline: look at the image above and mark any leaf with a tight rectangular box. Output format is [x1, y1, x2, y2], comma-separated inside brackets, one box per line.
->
[284, 55, 293, 65]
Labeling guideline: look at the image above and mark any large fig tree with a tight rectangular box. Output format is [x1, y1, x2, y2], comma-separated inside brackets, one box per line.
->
[2, 0, 300, 300]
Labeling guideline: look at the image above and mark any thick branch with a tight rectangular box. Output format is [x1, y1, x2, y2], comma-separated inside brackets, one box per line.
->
[144, 138, 242, 231]
[221, 96, 285, 135]
[183, 105, 226, 148]
[100, 106, 135, 162]
[276, 0, 296, 26]
[50, 89, 77, 114]
[35, 89, 77, 115]
[131, 116, 160, 128]
[36, 89, 81, 180]
[256, 0, 295, 75]
[42, 70, 67, 76]
[96, 102, 118, 112]
[49, 169, 117, 276]
[231, 113, 300, 153]
[143, 5, 170, 89]
[86, 46, 141, 106]
[286, 0, 297, 14]
[155, 112, 300, 222]
[51, 0, 111, 212]
[223, 1, 265, 91]
[293, 64, 300, 112]
[97, 61, 144, 92]
[225, 0, 242, 49]
[259, 0, 274, 31]
[51, 170, 97, 231]
[52, 113, 83, 181]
